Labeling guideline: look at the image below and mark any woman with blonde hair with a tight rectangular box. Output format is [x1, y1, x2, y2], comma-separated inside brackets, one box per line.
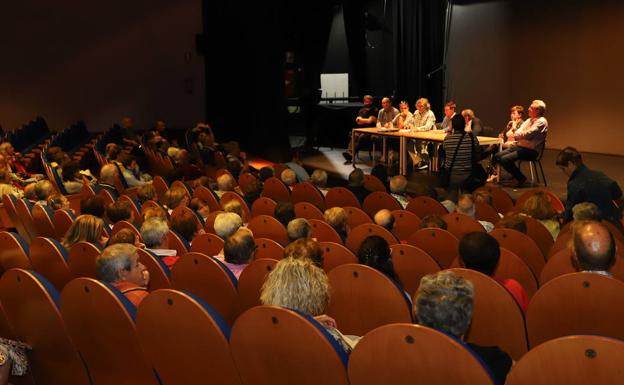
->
[162, 186, 189, 213]
[62, 214, 107, 249]
[521, 192, 560, 240]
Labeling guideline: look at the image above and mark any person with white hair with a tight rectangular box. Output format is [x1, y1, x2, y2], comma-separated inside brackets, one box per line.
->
[456, 194, 493, 232]
[281, 169, 297, 189]
[213, 212, 244, 257]
[389, 175, 410, 208]
[461, 109, 484, 136]
[96, 243, 150, 307]
[310, 169, 329, 195]
[287, 218, 312, 243]
[216, 173, 236, 198]
[34, 180, 55, 205]
[494, 99, 548, 188]
[141, 217, 178, 267]
[406, 97, 436, 170]
[97, 164, 121, 198]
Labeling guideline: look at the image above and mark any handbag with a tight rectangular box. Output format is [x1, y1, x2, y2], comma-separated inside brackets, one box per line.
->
[462, 133, 487, 192]
[439, 133, 465, 188]
[0, 337, 30, 376]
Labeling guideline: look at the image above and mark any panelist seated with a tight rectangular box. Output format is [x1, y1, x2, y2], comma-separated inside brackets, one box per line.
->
[343, 94, 379, 164]
[406, 98, 437, 170]
[391, 101, 413, 130]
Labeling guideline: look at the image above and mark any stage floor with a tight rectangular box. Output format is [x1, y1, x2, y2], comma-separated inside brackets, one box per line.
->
[300, 147, 624, 202]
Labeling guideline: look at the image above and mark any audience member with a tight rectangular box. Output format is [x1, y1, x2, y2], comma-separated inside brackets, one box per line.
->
[496, 213, 527, 234]
[62, 214, 106, 249]
[0, 169, 22, 200]
[420, 215, 448, 230]
[162, 186, 189, 213]
[80, 196, 106, 218]
[274, 201, 295, 228]
[214, 212, 243, 240]
[287, 218, 312, 243]
[389, 175, 410, 208]
[280, 169, 297, 189]
[216, 173, 237, 198]
[324, 207, 349, 243]
[23, 183, 37, 203]
[242, 179, 263, 206]
[521, 192, 560, 240]
[222, 199, 245, 221]
[118, 153, 151, 187]
[34, 180, 55, 205]
[47, 193, 70, 211]
[137, 183, 157, 205]
[98, 164, 121, 198]
[310, 169, 329, 195]
[258, 166, 275, 182]
[572, 202, 601, 221]
[347, 168, 369, 204]
[170, 209, 202, 244]
[456, 194, 493, 232]
[106, 200, 134, 224]
[189, 197, 210, 221]
[141, 217, 178, 267]
[142, 205, 168, 222]
[356, 235, 400, 285]
[61, 161, 84, 194]
[285, 152, 310, 182]
[572, 221, 616, 275]
[374, 209, 395, 232]
[96, 243, 149, 306]
[283, 238, 324, 267]
[215, 228, 255, 279]
[108, 229, 140, 247]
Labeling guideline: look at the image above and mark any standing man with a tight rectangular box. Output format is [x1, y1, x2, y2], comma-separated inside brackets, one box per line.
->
[343, 95, 379, 164]
[495, 99, 548, 187]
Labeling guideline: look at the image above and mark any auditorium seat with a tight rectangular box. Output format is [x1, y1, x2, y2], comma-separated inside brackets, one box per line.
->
[526, 272, 624, 348]
[135, 289, 241, 385]
[231, 306, 350, 385]
[344, 206, 373, 229]
[390, 244, 440, 296]
[15, 199, 36, 242]
[391, 210, 422, 241]
[136, 248, 171, 291]
[61, 278, 160, 385]
[515, 188, 564, 214]
[251, 196, 277, 218]
[98, 189, 116, 206]
[171, 252, 238, 325]
[475, 185, 514, 215]
[190, 233, 224, 256]
[291, 181, 326, 210]
[475, 201, 501, 225]
[119, 195, 143, 225]
[523, 216, 555, 258]
[247, 215, 289, 246]
[348, 324, 496, 385]
[540, 248, 624, 285]
[171, 205, 203, 230]
[152, 176, 169, 201]
[31, 204, 56, 238]
[171, 180, 193, 196]
[67, 241, 102, 279]
[408, 228, 459, 269]
[448, 268, 528, 360]
[29, 237, 71, 290]
[319, 241, 358, 273]
[220, 192, 251, 222]
[326, 187, 361, 209]
[192, 185, 221, 213]
[254, 237, 284, 260]
[490, 228, 546, 277]
[0, 231, 32, 271]
[309, 219, 344, 244]
[238, 172, 258, 194]
[203, 210, 224, 234]
[111, 221, 143, 242]
[362, 191, 402, 217]
[261, 177, 291, 203]
[363, 174, 387, 193]
[167, 230, 190, 257]
[442, 212, 486, 239]
[326, 264, 412, 336]
[236, 258, 279, 315]
[505, 335, 624, 385]
[2, 194, 30, 242]
[53, 209, 76, 241]
[294, 202, 325, 220]
[346, 223, 399, 253]
[405, 196, 447, 218]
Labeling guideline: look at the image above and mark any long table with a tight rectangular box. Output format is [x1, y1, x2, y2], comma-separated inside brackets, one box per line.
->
[352, 127, 502, 175]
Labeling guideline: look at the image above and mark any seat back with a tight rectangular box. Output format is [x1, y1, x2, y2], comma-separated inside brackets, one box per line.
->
[238, 172, 258, 194]
[326, 187, 361, 209]
[254, 237, 284, 260]
[111, 220, 143, 242]
[171, 252, 238, 325]
[2, 194, 30, 242]
[515, 188, 564, 214]
[524, 216, 555, 258]
[391, 210, 422, 240]
[236, 258, 279, 315]
[491, 228, 546, 277]
[0, 231, 32, 270]
[405, 196, 447, 218]
[540, 247, 624, 285]
[442, 212, 486, 239]
[251, 196, 277, 218]
[231, 306, 349, 385]
[326, 264, 412, 336]
[345, 223, 399, 253]
[167, 230, 190, 257]
[136, 289, 241, 385]
[309, 219, 343, 244]
[261, 177, 291, 203]
[60, 278, 159, 385]
[495, 248, 539, 298]
[505, 335, 624, 385]
[475, 185, 514, 215]
[344, 206, 373, 229]
[527, 272, 624, 348]
[291, 182, 326, 210]
[220, 192, 251, 222]
[53, 209, 75, 241]
[449, 268, 528, 360]
[136, 248, 171, 291]
[192, 185, 221, 213]
[0, 270, 90, 385]
[67, 241, 102, 279]
[119, 195, 143, 225]
[319, 241, 358, 273]
[152, 176, 169, 201]
[15, 199, 36, 241]
[294, 202, 325, 220]
[348, 324, 495, 385]
[362, 191, 402, 217]
[29, 237, 71, 290]
[390, 244, 440, 297]
[407, 228, 459, 268]
[475, 201, 501, 225]
[247, 215, 289, 246]
[190, 233, 224, 256]
[31, 204, 56, 238]
[363, 174, 387, 192]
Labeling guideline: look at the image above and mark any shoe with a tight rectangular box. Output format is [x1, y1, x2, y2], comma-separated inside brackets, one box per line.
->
[417, 162, 429, 170]
[343, 160, 352, 165]
[342, 152, 352, 161]
[486, 174, 498, 183]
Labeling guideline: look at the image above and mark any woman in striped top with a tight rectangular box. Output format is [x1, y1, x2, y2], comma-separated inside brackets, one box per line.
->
[443, 115, 480, 202]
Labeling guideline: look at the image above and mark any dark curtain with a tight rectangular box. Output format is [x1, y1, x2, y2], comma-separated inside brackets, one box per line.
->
[342, 0, 369, 96]
[393, 0, 447, 115]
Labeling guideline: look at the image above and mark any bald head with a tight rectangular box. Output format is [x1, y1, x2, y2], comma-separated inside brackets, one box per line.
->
[374, 209, 395, 231]
[100, 164, 119, 185]
[573, 221, 616, 272]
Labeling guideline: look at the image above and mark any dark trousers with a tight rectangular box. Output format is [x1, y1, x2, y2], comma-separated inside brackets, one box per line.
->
[495, 146, 538, 182]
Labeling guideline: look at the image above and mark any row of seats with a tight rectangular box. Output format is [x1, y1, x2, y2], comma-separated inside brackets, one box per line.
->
[4, 116, 49, 154]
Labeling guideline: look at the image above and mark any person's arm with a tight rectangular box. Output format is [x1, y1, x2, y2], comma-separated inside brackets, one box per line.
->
[564, 182, 582, 222]
[609, 179, 622, 200]
[122, 169, 147, 187]
[413, 111, 436, 131]
[514, 118, 545, 139]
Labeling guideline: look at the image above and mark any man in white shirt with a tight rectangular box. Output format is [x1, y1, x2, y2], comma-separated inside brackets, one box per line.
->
[376, 97, 400, 128]
[406, 98, 436, 170]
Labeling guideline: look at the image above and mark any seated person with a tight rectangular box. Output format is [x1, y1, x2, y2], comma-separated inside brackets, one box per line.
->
[162, 186, 189, 213]
[142, 205, 168, 222]
[61, 160, 86, 194]
[521, 192, 560, 240]
[34, 180, 55, 206]
[356, 235, 401, 286]
[287, 218, 312, 243]
[456, 194, 494, 232]
[310, 169, 329, 196]
[80, 196, 106, 219]
[274, 202, 295, 228]
[62, 214, 107, 249]
[242, 179, 263, 207]
[342, 94, 378, 163]
[141, 217, 178, 267]
[324, 207, 349, 243]
[572, 202, 601, 221]
[170, 209, 203, 244]
[0, 168, 23, 200]
[459, 232, 529, 312]
[213, 212, 244, 256]
[347, 168, 370, 204]
[285, 151, 310, 183]
[107, 228, 141, 248]
[260, 257, 356, 352]
[440, 101, 457, 133]
[572, 221, 616, 276]
[169, 150, 203, 182]
[406, 98, 436, 170]
[222, 199, 245, 222]
[137, 183, 157, 205]
[461, 109, 484, 136]
[283, 238, 323, 267]
[214, 228, 255, 279]
[105, 143, 121, 162]
[117, 154, 151, 187]
[23, 183, 37, 203]
[258, 166, 274, 182]
[189, 197, 210, 221]
[106, 200, 135, 224]
[420, 214, 447, 230]
[496, 213, 527, 234]
[97, 164, 121, 199]
[391, 100, 413, 129]
[414, 271, 512, 384]
[96, 243, 150, 307]
[389, 175, 411, 208]
[281, 169, 297, 190]
[47, 193, 71, 211]
[215, 173, 238, 198]
[373, 209, 395, 232]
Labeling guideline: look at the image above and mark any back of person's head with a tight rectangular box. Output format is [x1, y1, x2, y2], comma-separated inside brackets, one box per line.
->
[374, 209, 395, 231]
[142, 205, 168, 221]
[105, 143, 121, 160]
[573, 221, 616, 272]
[414, 271, 474, 339]
[522, 192, 556, 220]
[281, 169, 297, 187]
[100, 164, 119, 185]
[412, 182, 438, 200]
[47, 193, 70, 211]
[258, 166, 274, 182]
[456, 194, 476, 218]
[242, 179, 263, 205]
[283, 238, 323, 267]
[24, 183, 37, 201]
[34, 180, 55, 201]
[214, 212, 243, 239]
[193, 176, 212, 189]
[222, 199, 244, 219]
[420, 215, 448, 230]
[287, 218, 312, 242]
[223, 228, 255, 265]
[226, 159, 243, 180]
[61, 160, 81, 182]
[324, 207, 348, 232]
[80, 195, 106, 218]
[556, 147, 583, 167]
[137, 183, 157, 205]
[163, 186, 188, 210]
[170, 209, 200, 243]
[390, 175, 408, 194]
[217, 174, 235, 192]
[260, 257, 329, 316]
[496, 213, 527, 234]
[348, 168, 365, 187]
[96, 243, 138, 283]
[106, 200, 133, 224]
[118, 153, 136, 169]
[461, 109, 475, 120]
[472, 190, 493, 206]
[108, 228, 137, 246]
[274, 201, 295, 227]
[310, 169, 328, 188]
[459, 232, 501, 276]
[63, 214, 104, 248]
[189, 197, 209, 215]
[572, 202, 601, 221]
[140, 217, 169, 248]
[451, 114, 466, 133]
[356, 235, 399, 283]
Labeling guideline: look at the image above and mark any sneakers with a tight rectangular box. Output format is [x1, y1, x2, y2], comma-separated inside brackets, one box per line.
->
[342, 152, 352, 161]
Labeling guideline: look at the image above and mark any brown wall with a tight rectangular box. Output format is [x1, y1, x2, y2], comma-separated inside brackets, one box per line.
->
[446, 1, 624, 155]
[0, 0, 204, 132]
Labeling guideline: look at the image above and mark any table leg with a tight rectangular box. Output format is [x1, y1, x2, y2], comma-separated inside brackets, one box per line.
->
[382, 138, 387, 165]
[351, 129, 355, 167]
[400, 136, 406, 175]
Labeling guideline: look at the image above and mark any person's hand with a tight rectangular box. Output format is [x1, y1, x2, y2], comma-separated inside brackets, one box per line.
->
[314, 314, 337, 329]
[355, 117, 363, 124]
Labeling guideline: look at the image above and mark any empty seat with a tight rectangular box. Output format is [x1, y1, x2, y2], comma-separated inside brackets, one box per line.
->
[326, 187, 361, 209]
[319, 241, 358, 273]
[390, 244, 440, 297]
[53, 209, 76, 241]
[405, 196, 447, 218]
[524, 216, 555, 258]
[475, 201, 501, 225]
[236, 258, 279, 315]
[344, 206, 373, 229]
[391, 210, 422, 241]
[363, 174, 387, 192]
[362, 191, 402, 217]
[192, 185, 221, 213]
